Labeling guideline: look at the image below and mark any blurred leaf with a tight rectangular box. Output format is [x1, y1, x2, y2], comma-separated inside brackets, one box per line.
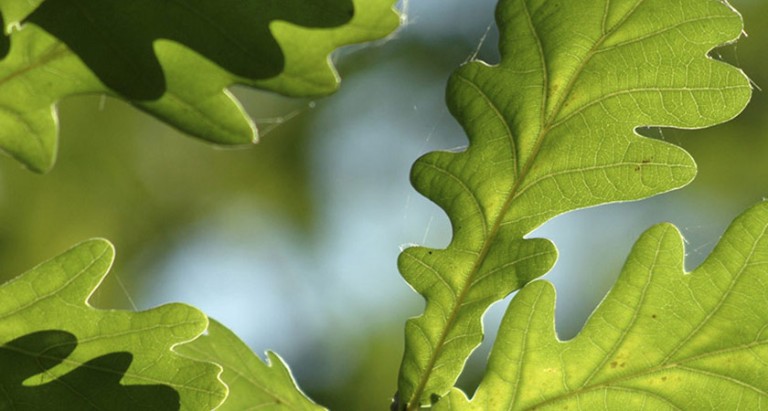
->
[0, 94, 319, 288]
[395, 0, 751, 408]
[178, 318, 324, 411]
[438, 201, 768, 410]
[0, 239, 226, 410]
[0, 0, 399, 172]
[0, 1, 43, 25]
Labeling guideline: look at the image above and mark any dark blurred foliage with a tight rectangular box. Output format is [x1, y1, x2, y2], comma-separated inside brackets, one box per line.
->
[1, 0, 767, 409]
[0, 92, 315, 303]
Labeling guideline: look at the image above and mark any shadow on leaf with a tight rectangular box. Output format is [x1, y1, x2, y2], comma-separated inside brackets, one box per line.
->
[23, 0, 355, 100]
[0, 330, 180, 410]
[0, 13, 9, 59]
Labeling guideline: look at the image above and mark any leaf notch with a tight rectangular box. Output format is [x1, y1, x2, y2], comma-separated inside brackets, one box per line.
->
[395, 0, 751, 408]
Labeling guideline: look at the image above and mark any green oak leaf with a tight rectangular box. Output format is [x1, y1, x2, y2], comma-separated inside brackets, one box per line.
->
[0, 239, 226, 410]
[0, 0, 399, 172]
[437, 201, 768, 410]
[0, 1, 43, 27]
[177, 318, 324, 411]
[0, 330, 181, 410]
[395, 0, 751, 408]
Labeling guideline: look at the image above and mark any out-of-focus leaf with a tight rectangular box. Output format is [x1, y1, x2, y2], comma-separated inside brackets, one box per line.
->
[0, 0, 399, 172]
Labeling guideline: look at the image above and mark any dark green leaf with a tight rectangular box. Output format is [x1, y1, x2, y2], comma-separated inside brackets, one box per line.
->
[0, 0, 399, 172]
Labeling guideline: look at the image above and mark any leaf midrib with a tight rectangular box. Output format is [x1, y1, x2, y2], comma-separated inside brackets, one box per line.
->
[0, 38, 69, 88]
[405, 1, 647, 408]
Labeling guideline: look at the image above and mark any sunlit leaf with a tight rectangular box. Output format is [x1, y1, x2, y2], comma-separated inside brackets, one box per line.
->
[438, 201, 768, 410]
[0, 0, 399, 172]
[0, 239, 226, 410]
[394, 0, 751, 408]
[178, 318, 324, 411]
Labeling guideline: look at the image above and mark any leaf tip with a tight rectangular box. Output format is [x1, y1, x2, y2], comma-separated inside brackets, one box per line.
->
[0, 137, 57, 174]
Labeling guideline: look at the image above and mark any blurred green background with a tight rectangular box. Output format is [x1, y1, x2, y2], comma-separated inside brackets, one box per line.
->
[1, 0, 766, 409]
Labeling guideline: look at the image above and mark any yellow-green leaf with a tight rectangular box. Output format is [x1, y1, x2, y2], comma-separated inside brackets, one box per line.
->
[0, 0, 399, 172]
[395, 0, 751, 408]
[439, 201, 768, 410]
[178, 318, 324, 411]
[0, 239, 226, 410]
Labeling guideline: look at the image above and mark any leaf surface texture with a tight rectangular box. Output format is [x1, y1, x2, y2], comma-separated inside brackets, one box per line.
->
[177, 318, 324, 411]
[0, 239, 226, 410]
[438, 201, 768, 410]
[395, 0, 751, 408]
